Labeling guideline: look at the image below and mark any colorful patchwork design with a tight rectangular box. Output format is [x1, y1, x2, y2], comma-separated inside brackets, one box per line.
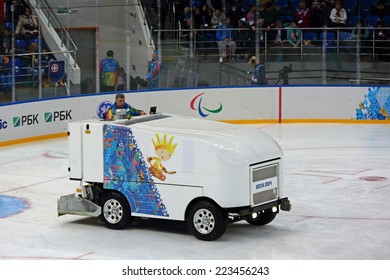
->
[103, 124, 169, 217]
[356, 87, 390, 120]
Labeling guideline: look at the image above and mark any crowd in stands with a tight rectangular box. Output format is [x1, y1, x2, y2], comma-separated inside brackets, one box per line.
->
[170, 0, 390, 62]
[0, 0, 56, 94]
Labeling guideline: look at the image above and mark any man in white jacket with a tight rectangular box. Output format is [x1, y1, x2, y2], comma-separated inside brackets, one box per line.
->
[329, 1, 347, 28]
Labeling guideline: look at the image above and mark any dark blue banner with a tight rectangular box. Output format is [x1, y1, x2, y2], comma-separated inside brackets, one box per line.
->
[48, 60, 65, 84]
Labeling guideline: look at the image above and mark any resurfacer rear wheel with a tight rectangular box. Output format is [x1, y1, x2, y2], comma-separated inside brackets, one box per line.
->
[99, 191, 133, 229]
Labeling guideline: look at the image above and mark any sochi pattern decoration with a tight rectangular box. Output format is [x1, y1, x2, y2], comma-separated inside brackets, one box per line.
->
[103, 124, 169, 216]
[356, 87, 390, 120]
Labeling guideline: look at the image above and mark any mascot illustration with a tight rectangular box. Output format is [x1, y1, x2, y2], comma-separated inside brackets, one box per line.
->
[147, 133, 177, 181]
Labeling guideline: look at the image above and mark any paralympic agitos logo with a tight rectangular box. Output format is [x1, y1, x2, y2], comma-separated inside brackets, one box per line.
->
[190, 93, 223, 117]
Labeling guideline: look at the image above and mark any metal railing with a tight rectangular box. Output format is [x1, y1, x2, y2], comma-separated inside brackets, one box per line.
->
[154, 26, 390, 63]
[32, 0, 78, 64]
[152, 26, 390, 86]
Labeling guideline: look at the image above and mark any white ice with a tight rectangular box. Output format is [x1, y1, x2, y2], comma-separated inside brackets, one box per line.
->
[1, 124, 389, 260]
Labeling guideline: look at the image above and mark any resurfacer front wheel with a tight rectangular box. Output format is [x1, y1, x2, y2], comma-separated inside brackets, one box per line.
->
[187, 201, 228, 241]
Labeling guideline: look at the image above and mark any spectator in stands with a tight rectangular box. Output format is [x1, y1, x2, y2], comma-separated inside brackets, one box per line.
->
[40, 48, 55, 87]
[329, 1, 347, 28]
[179, 6, 193, 41]
[267, 19, 286, 61]
[194, 4, 213, 57]
[195, 4, 212, 28]
[248, 56, 267, 85]
[249, 18, 265, 56]
[374, 19, 390, 62]
[245, 4, 256, 26]
[351, 19, 370, 40]
[371, 0, 390, 17]
[182, 6, 192, 24]
[15, 6, 39, 38]
[263, 1, 281, 28]
[294, 0, 312, 29]
[0, 50, 12, 93]
[194, 5, 211, 30]
[311, 1, 329, 30]
[285, 21, 302, 60]
[145, 49, 160, 89]
[99, 50, 120, 92]
[286, 21, 302, 48]
[0, 27, 13, 55]
[5, 0, 27, 24]
[211, 8, 223, 28]
[26, 43, 58, 88]
[26, 42, 45, 88]
[234, 18, 251, 59]
[216, 17, 237, 63]
[351, 19, 371, 54]
[267, 19, 286, 46]
[173, 0, 186, 29]
[105, 93, 146, 120]
[226, 1, 244, 28]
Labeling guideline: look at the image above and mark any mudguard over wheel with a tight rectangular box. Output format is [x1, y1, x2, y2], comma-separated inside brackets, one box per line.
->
[246, 208, 277, 226]
[187, 200, 228, 241]
[99, 191, 133, 229]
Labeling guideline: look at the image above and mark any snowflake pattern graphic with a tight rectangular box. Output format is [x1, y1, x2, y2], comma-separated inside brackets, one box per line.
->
[356, 87, 390, 120]
[103, 124, 169, 217]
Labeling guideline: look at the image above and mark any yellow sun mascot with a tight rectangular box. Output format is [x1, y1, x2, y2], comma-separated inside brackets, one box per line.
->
[147, 133, 177, 181]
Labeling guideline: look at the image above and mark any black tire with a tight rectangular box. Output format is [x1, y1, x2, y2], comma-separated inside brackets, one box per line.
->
[99, 191, 133, 229]
[246, 208, 277, 226]
[187, 200, 228, 241]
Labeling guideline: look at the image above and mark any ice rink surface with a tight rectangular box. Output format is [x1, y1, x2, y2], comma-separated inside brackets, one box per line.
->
[1, 123, 389, 260]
